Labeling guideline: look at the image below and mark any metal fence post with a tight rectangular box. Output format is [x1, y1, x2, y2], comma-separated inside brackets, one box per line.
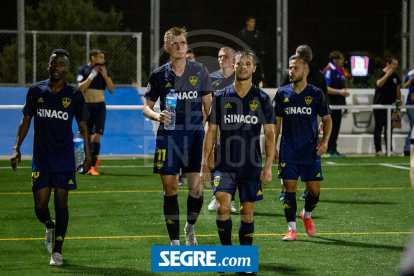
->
[86, 32, 90, 64]
[33, 32, 36, 83]
[135, 33, 142, 87]
[386, 106, 391, 157]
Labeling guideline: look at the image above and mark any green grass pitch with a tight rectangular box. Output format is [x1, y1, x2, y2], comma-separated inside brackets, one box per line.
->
[0, 157, 412, 275]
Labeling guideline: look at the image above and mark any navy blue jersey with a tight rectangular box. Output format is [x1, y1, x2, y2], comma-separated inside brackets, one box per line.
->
[76, 64, 109, 91]
[208, 84, 276, 185]
[23, 80, 89, 172]
[145, 60, 213, 146]
[273, 84, 331, 165]
[210, 70, 235, 94]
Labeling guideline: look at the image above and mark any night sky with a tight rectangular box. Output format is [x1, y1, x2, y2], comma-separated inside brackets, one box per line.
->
[0, 0, 403, 87]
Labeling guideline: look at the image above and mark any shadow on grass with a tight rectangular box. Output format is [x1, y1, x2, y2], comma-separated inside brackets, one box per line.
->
[253, 212, 323, 220]
[319, 200, 397, 205]
[56, 264, 161, 276]
[297, 236, 404, 252]
[98, 173, 149, 177]
[259, 263, 311, 275]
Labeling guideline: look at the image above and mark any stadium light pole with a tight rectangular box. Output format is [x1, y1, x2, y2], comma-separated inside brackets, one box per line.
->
[402, 0, 408, 76]
[150, 0, 160, 74]
[276, 0, 282, 87]
[410, 0, 414, 69]
[18, 0, 25, 85]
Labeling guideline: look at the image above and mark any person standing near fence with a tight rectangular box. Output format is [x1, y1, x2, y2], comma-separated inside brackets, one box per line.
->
[77, 49, 114, 175]
[10, 49, 91, 266]
[322, 51, 350, 158]
[373, 56, 402, 157]
[143, 27, 213, 246]
[207, 47, 237, 213]
[404, 65, 414, 156]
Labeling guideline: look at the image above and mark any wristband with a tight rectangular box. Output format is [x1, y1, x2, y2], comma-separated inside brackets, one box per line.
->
[88, 70, 98, 81]
[337, 89, 341, 95]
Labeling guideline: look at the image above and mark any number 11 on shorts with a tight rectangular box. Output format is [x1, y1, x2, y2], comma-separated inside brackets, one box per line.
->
[157, 149, 166, 161]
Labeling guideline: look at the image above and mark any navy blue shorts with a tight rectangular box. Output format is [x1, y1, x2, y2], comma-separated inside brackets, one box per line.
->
[153, 135, 203, 175]
[213, 170, 263, 203]
[278, 161, 323, 182]
[87, 102, 106, 135]
[31, 171, 77, 192]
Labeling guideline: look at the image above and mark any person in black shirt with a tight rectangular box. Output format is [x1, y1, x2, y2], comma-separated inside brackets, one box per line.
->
[373, 56, 402, 156]
[237, 16, 265, 87]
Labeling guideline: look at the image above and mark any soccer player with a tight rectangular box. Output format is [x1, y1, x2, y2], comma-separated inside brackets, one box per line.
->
[143, 27, 213, 245]
[10, 49, 91, 266]
[186, 48, 196, 61]
[273, 55, 332, 241]
[201, 51, 275, 260]
[207, 47, 238, 213]
[77, 49, 114, 176]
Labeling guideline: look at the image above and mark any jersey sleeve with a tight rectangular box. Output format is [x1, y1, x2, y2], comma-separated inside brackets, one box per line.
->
[74, 90, 89, 123]
[200, 66, 213, 96]
[76, 66, 86, 84]
[22, 87, 35, 117]
[144, 72, 160, 102]
[324, 69, 333, 87]
[263, 95, 276, 124]
[273, 90, 284, 117]
[207, 94, 220, 125]
[316, 90, 332, 117]
[396, 74, 402, 86]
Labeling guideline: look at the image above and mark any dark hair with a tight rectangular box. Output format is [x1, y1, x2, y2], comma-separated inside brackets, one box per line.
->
[289, 54, 310, 70]
[234, 50, 256, 65]
[187, 48, 194, 54]
[246, 16, 256, 21]
[90, 49, 104, 60]
[329, 51, 344, 61]
[52, 49, 70, 60]
[296, 45, 312, 62]
[384, 56, 396, 65]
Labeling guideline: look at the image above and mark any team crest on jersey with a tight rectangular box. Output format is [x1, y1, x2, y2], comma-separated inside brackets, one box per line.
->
[146, 83, 151, 93]
[62, 98, 71, 108]
[189, 76, 198, 86]
[393, 78, 397, 84]
[305, 96, 313, 105]
[214, 175, 221, 187]
[249, 100, 259, 111]
[157, 161, 163, 169]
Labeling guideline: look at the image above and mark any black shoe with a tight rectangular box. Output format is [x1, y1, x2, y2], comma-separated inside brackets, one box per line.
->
[404, 151, 410, 156]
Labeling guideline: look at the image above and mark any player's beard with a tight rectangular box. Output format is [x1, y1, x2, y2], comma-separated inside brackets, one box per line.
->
[290, 73, 304, 84]
[236, 73, 252, 82]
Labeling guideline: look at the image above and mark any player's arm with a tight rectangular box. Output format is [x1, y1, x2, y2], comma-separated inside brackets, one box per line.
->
[405, 75, 413, 88]
[261, 124, 275, 185]
[316, 114, 332, 156]
[143, 98, 171, 124]
[99, 65, 114, 94]
[202, 93, 212, 118]
[77, 121, 92, 174]
[10, 115, 32, 171]
[273, 116, 282, 162]
[327, 86, 349, 97]
[200, 122, 218, 185]
[376, 67, 393, 88]
[78, 66, 100, 93]
[396, 85, 402, 106]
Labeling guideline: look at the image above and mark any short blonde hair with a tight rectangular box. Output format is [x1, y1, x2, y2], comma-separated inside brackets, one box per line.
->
[164, 27, 188, 46]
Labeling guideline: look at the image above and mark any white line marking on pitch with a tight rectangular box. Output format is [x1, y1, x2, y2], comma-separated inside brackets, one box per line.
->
[379, 163, 410, 170]
[325, 162, 336, 165]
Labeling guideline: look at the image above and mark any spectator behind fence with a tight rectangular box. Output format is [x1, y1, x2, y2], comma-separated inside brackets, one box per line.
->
[373, 56, 402, 157]
[77, 49, 115, 175]
[186, 48, 195, 62]
[404, 64, 414, 156]
[237, 16, 265, 87]
[322, 51, 350, 157]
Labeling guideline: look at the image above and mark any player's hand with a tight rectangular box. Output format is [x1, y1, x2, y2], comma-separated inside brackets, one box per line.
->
[10, 149, 21, 171]
[93, 65, 100, 73]
[100, 65, 108, 78]
[200, 163, 210, 188]
[396, 100, 402, 106]
[77, 157, 92, 174]
[343, 109, 349, 115]
[340, 89, 350, 97]
[157, 110, 172, 125]
[386, 66, 395, 75]
[316, 141, 328, 156]
[260, 164, 272, 185]
[273, 148, 279, 163]
[318, 122, 324, 135]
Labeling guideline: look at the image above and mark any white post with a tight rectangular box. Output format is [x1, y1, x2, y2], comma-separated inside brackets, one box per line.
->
[386, 107, 392, 157]
[18, 0, 25, 85]
[136, 33, 142, 87]
[282, 0, 288, 74]
[277, 0, 282, 87]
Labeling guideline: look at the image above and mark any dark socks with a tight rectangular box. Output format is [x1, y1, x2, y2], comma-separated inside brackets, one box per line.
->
[54, 207, 69, 254]
[90, 142, 100, 166]
[217, 217, 233, 245]
[283, 192, 297, 223]
[239, 221, 254, 245]
[187, 193, 203, 225]
[164, 194, 180, 241]
[305, 193, 320, 212]
[34, 207, 55, 229]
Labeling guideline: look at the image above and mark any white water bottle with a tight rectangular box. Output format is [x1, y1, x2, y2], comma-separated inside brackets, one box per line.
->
[165, 89, 178, 130]
[73, 131, 85, 172]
